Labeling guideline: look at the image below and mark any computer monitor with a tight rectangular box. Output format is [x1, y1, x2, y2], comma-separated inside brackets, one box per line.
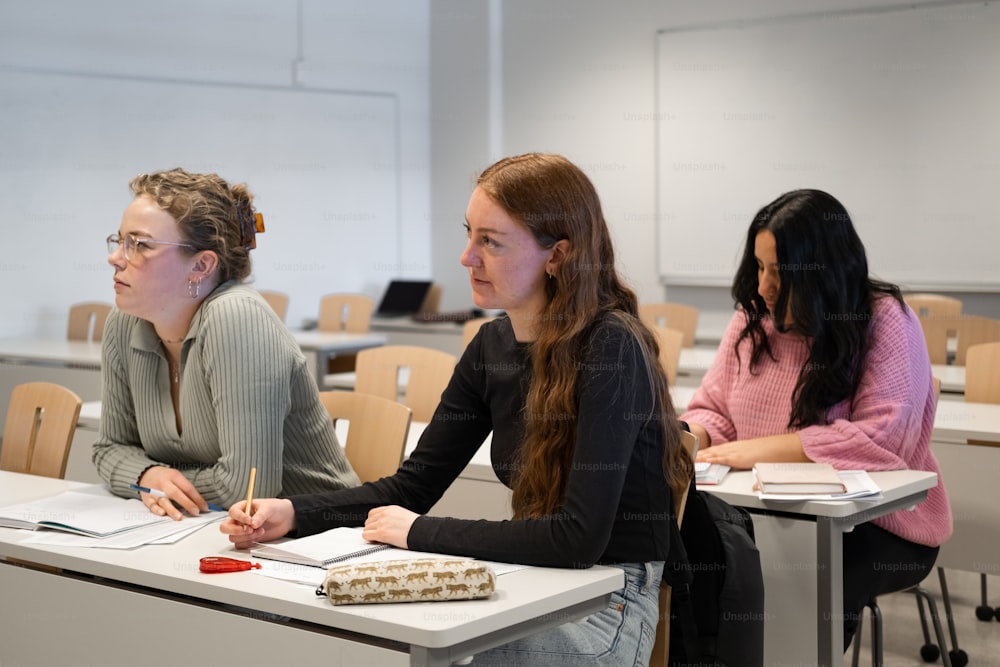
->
[375, 280, 434, 317]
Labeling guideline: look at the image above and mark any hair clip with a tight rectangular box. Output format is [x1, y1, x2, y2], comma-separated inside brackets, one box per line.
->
[241, 211, 265, 250]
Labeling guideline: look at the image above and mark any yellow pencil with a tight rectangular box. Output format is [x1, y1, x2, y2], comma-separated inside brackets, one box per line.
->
[245, 467, 257, 517]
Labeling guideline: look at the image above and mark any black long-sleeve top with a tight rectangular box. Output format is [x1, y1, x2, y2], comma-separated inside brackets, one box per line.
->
[291, 314, 673, 568]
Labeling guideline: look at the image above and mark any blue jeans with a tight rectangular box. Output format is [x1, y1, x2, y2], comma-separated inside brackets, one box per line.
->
[470, 561, 664, 667]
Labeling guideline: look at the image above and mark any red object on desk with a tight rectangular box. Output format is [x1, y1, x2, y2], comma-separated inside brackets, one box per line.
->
[199, 557, 262, 573]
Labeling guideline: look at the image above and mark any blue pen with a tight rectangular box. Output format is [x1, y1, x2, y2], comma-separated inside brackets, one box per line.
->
[129, 484, 226, 512]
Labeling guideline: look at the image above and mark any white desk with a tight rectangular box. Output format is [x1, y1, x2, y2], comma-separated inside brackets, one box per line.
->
[677, 346, 717, 376]
[702, 469, 938, 667]
[0, 338, 105, 437]
[931, 364, 965, 395]
[371, 317, 467, 357]
[0, 470, 623, 667]
[928, 399, 1000, 574]
[693, 310, 732, 346]
[289, 330, 387, 385]
[931, 398, 1000, 443]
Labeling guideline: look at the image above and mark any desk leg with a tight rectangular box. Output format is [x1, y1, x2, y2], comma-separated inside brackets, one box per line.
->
[816, 516, 845, 667]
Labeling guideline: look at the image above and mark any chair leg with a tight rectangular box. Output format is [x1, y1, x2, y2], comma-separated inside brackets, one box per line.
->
[975, 571, 995, 622]
[851, 603, 864, 667]
[913, 587, 955, 667]
[869, 599, 883, 667]
[915, 592, 941, 662]
[935, 569, 968, 667]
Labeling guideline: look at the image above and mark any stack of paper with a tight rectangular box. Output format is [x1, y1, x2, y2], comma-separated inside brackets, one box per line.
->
[695, 461, 730, 485]
[0, 485, 225, 548]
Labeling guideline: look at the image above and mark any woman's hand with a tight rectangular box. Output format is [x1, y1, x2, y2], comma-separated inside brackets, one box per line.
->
[137, 466, 210, 520]
[695, 433, 809, 470]
[219, 498, 296, 549]
[362, 505, 419, 549]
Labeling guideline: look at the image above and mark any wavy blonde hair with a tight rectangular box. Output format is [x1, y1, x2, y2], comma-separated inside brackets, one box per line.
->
[129, 168, 258, 283]
[476, 153, 691, 518]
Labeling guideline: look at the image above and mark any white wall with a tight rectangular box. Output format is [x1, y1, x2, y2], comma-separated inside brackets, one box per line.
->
[2, 0, 998, 334]
[429, 0, 1000, 317]
[0, 0, 430, 335]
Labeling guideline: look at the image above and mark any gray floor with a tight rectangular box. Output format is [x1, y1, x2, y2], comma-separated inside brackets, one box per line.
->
[852, 569, 1000, 667]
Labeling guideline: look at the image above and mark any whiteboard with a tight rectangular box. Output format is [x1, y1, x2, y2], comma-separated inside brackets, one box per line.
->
[655, 2, 1000, 290]
[0, 69, 399, 333]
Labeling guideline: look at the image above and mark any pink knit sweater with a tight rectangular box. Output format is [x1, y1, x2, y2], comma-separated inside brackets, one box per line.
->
[681, 296, 952, 547]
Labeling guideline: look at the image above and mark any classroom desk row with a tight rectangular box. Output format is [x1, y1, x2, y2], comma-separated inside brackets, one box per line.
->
[0, 470, 623, 667]
[0, 467, 936, 667]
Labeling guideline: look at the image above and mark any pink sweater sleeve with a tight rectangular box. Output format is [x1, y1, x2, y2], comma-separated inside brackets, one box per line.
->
[679, 311, 745, 445]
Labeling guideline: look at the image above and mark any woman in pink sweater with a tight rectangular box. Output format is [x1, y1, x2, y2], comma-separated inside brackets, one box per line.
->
[681, 188, 952, 650]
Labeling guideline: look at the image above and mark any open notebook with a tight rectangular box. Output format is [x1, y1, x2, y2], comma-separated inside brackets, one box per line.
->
[0, 488, 168, 538]
[251, 526, 398, 568]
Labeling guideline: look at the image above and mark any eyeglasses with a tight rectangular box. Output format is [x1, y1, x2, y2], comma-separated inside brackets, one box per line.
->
[106, 233, 198, 263]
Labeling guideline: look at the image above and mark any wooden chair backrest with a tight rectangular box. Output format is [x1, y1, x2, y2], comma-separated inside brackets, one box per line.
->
[653, 326, 684, 387]
[318, 390, 412, 484]
[461, 317, 494, 350]
[420, 284, 443, 315]
[354, 345, 457, 422]
[318, 293, 374, 333]
[639, 303, 699, 348]
[0, 382, 82, 479]
[258, 290, 289, 322]
[917, 313, 961, 365]
[67, 302, 113, 343]
[965, 342, 1000, 405]
[955, 315, 1000, 366]
[649, 429, 698, 667]
[904, 293, 962, 319]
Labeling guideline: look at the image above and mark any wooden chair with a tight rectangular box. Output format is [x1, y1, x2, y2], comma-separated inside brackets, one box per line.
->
[461, 316, 495, 350]
[318, 293, 374, 333]
[904, 293, 962, 319]
[918, 314, 961, 365]
[639, 303, 699, 348]
[66, 301, 113, 343]
[420, 283, 443, 315]
[649, 429, 698, 667]
[319, 293, 375, 374]
[965, 341, 1000, 405]
[652, 326, 684, 387]
[0, 382, 82, 479]
[955, 315, 1000, 366]
[258, 290, 289, 322]
[354, 345, 457, 423]
[318, 390, 412, 484]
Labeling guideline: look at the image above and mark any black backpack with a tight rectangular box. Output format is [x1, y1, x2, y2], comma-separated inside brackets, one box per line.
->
[663, 478, 766, 667]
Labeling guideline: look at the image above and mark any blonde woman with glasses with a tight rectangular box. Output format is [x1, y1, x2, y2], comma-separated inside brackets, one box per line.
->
[94, 168, 358, 518]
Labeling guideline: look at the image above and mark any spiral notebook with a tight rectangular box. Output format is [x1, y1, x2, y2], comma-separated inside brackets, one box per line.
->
[250, 527, 395, 567]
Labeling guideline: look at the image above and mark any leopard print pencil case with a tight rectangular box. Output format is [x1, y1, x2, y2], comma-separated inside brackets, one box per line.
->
[316, 557, 496, 605]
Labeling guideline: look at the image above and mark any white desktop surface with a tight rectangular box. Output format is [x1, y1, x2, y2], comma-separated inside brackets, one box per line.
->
[0, 338, 103, 366]
[702, 469, 937, 667]
[0, 337, 105, 436]
[931, 364, 965, 394]
[932, 398, 1000, 443]
[676, 346, 717, 377]
[288, 330, 387, 384]
[693, 309, 732, 346]
[0, 470, 622, 667]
